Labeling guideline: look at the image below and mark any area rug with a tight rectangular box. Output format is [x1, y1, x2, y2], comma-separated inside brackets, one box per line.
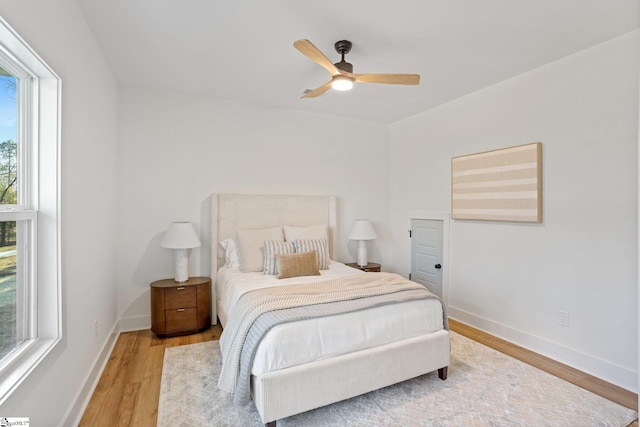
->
[158, 332, 637, 426]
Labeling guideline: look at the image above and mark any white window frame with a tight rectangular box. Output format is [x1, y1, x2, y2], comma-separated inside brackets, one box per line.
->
[0, 17, 61, 404]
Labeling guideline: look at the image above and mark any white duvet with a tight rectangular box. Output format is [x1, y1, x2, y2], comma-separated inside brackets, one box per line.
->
[216, 261, 444, 376]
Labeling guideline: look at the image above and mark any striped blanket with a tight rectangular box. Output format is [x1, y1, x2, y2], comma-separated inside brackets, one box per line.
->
[217, 272, 448, 406]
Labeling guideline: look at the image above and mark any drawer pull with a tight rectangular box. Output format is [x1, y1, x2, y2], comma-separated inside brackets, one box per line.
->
[177, 308, 185, 312]
[176, 287, 185, 290]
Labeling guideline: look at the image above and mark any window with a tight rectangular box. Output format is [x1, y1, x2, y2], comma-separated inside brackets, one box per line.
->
[0, 70, 18, 361]
[0, 17, 61, 403]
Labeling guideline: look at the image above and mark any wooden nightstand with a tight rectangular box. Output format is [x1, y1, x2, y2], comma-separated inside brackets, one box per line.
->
[346, 262, 381, 272]
[150, 276, 211, 337]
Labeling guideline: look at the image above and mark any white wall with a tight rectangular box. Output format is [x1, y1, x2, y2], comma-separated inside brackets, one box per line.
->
[117, 88, 389, 329]
[389, 31, 639, 391]
[0, 0, 119, 425]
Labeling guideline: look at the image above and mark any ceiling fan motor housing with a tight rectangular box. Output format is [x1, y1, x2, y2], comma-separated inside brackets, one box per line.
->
[334, 61, 353, 73]
[334, 40, 354, 73]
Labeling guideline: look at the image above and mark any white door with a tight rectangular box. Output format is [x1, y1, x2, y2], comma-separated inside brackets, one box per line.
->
[411, 219, 443, 297]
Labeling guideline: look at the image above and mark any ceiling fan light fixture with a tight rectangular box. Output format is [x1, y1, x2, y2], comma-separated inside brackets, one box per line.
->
[293, 39, 419, 99]
[331, 75, 354, 91]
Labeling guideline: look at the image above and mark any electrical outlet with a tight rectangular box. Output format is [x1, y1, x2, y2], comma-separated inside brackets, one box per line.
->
[94, 320, 99, 337]
[556, 311, 569, 327]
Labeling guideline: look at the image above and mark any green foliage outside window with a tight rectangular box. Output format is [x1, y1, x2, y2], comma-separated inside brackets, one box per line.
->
[0, 139, 16, 247]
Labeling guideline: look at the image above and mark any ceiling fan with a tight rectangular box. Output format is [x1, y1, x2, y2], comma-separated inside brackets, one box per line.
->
[293, 39, 420, 99]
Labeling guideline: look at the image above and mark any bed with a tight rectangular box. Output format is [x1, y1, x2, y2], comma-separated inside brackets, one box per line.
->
[210, 193, 450, 426]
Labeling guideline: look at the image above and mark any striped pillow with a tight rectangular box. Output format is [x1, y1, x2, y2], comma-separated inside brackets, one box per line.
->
[293, 238, 329, 270]
[263, 240, 295, 275]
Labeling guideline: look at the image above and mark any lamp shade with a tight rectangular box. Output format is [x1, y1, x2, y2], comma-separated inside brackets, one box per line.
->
[348, 219, 377, 241]
[160, 222, 201, 249]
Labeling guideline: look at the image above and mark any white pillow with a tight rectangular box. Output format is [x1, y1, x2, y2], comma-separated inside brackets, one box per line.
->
[293, 238, 330, 270]
[284, 224, 329, 243]
[263, 240, 295, 275]
[236, 227, 284, 272]
[219, 238, 240, 269]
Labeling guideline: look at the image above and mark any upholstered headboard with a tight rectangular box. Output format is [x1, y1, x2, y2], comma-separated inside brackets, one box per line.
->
[210, 193, 337, 278]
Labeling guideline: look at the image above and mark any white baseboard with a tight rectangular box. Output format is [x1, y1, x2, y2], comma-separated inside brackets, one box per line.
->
[119, 315, 151, 332]
[60, 321, 120, 427]
[448, 305, 638, 393]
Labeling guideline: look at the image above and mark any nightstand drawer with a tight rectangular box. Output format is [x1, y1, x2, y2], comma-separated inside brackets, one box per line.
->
[165, 286, 197, 309]
[165, 307, 197, 332]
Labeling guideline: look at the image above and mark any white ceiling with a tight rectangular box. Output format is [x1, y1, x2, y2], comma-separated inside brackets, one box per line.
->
[76, 1, 639, 124]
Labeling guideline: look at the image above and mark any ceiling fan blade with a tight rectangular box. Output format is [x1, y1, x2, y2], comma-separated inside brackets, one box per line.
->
[301, 80, 333, 98]
[353, 73, 420, 85]
[294, 39, 340, 76]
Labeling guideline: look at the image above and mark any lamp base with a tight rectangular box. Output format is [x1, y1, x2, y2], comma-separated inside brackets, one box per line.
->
[357, 240, 368, 267]
[174, 248, 189, 282]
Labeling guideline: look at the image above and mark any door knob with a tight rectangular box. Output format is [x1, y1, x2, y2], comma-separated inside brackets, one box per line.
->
[435, 264, 441, 269]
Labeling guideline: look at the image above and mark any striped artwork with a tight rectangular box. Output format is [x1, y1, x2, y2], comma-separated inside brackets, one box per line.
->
[451, 142, 542, 223]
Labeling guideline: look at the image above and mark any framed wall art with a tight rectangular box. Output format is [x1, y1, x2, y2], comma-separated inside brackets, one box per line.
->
[451, 142, 542, 223]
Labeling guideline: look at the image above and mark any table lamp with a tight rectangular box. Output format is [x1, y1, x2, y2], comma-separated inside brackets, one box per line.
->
[348, 219, 377, 267]
[160, 222, 201, 282]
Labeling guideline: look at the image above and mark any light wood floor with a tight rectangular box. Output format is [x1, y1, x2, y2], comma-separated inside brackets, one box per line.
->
[78, 320, 638, 427]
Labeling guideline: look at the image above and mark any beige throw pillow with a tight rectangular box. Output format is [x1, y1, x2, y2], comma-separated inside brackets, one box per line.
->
[275, 250, 320, 279]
